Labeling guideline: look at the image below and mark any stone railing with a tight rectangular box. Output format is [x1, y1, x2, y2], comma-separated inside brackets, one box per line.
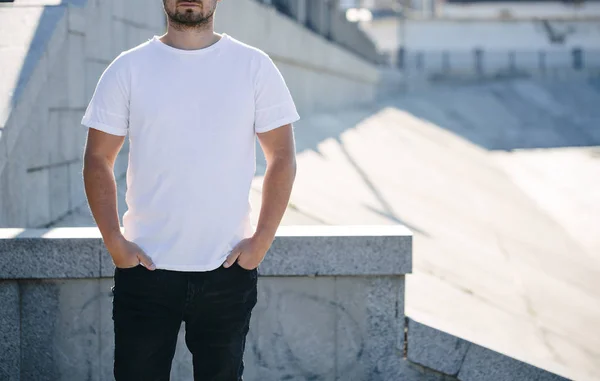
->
[0, 226, 412, 381]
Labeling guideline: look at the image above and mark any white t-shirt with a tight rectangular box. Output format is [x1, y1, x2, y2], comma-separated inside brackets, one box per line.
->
[81, 33, 300, 271]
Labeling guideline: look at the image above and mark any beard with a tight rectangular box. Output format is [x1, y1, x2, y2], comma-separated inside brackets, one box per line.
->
[164, 0, 217, 30]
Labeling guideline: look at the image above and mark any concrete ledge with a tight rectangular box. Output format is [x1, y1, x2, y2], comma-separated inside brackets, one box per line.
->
[0, 226, 412, 380]
[406, 318, 569, 381]
[0, 236, 101, 279]
[0, 226, 412, 279]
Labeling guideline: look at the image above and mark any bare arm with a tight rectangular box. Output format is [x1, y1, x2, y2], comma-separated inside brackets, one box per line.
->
[223, 124, 297, 269]
[83, 128, 155, 270]
[83, 128, 124, 243]
[254, 124, 297, 245]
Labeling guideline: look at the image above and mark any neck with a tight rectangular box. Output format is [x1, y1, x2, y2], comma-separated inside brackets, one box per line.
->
[160, 23, 220, 51]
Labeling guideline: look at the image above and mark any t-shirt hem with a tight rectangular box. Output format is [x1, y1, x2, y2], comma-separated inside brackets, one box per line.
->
[255, 113, 300, 134]
[81, 117, 128, 136]
[154, 260, 227, 272]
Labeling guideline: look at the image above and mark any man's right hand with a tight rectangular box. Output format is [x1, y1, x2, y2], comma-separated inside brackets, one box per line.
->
[106, 235, 156, 270]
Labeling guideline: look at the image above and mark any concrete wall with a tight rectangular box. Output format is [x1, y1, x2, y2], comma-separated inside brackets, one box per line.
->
[0, 226, 413, 381]
[0, 226, 569, 380]
[264, 0, 384, 65]
[0, 0, 381, 229]
[0, 0, 165, 229]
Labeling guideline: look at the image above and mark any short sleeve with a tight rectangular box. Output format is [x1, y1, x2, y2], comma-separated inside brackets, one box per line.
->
[253, 54, 300, 134]
[81, 53, 130, 136]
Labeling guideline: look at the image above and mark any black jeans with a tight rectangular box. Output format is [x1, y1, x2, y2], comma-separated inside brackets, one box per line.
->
[111, 262, 258, 381]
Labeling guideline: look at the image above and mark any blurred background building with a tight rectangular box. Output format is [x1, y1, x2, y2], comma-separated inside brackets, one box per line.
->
[0, 0, 599, 380]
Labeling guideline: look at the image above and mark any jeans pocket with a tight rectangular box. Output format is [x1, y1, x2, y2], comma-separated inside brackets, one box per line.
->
[234, 261, 258, 272]
[234, 262, 259, 285]
[115, 263, 144, 272]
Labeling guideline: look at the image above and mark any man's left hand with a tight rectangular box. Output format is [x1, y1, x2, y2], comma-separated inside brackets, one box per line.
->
[223, 236, 271, 270]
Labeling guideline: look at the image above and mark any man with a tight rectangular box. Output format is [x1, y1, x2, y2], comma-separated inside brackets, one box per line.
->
[81, 0, 299, 379]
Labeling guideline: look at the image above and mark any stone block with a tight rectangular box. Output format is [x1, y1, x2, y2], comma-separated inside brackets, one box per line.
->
[260, 226, 412, 276]
[20, 279, 102, 381]
[67, 33, 86, 108]
[0, 282, 19, 381]
[0, 238, 101, 279]
[49, 109, 85, 164]
[148, 1, 165, 29]
[111, 0, 126, 19]
[124, 0, 146, 28]
[407, 318, 470, 376]
[47, 109, 62, 163]
[67, 6, 86, 34]
[146, 0, 165, 28]
[24, 92, 50, 170]
[99, 245, 115, 278]
[361, 276, 406, 379]
[111, 19, 128, 55]
[458, 344, 569, 381]
[333, 276, 406, 379]
[127, 25, 153, 49]
[0, 156, 28, 227]
[0, 46, 22, 127]
[147, 3, 166, 30]
[85, 59, 109, 104]
[334, 276, 386, 380]
[49, 164, 70, 221]
[84, 0, 113, 61]
[0, 173, 6, 227]
[0, 125, 7, 178]
[125, 24, 139, 49]
[1, 110, 26, 165]
[26, 169, 51, 228]
[244, 275, 406, 380]
[10, 8, 56, 105]
[69, 160, 86, 210]
[245, 276, 337, 380]
[98, 278, 115, 380]
[44, 11, 68, 69]
[46, 47, 69, 109]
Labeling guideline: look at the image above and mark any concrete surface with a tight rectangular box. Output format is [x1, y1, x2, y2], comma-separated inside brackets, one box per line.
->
[0, 227, 412, 381]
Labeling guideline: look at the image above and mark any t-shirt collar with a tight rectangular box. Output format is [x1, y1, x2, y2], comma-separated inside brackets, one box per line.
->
[150, 33, 228, 56]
